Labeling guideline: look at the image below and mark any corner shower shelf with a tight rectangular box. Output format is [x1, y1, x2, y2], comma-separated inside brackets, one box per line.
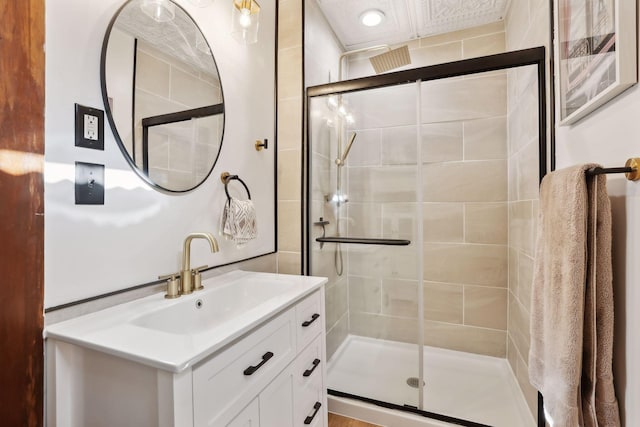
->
[315, 237, 411, 246]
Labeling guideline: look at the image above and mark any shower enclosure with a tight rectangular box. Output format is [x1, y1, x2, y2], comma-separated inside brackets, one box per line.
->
[304, 48, 547, 427]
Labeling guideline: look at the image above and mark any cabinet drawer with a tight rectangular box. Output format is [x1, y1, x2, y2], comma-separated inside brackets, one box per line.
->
[293, 335, 323, 386]
[193, 308, 296, 427]
[296, 291, 323, 352]
[294, 336, 325, 427]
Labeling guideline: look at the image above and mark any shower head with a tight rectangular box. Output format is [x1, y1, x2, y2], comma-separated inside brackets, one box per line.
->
[369, 45, 411, 74]
[335, 132, 357, 167]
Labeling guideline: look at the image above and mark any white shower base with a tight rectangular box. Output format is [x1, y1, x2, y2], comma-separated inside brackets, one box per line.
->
[327, 335, 535, 427]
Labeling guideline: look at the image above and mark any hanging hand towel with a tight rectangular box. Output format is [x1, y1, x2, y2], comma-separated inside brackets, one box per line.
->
[528, 164, 620, 427]
[220, 197, 258, 247]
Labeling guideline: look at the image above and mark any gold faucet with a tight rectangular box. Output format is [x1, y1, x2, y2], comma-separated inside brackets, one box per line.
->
[180, 232, 219, 294]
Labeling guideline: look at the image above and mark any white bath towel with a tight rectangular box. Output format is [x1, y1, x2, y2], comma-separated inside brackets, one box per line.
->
[529, 164, 620, 426]
[220, 198, 257, 247]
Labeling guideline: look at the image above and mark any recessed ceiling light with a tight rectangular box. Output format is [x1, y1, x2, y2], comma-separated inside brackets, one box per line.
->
[360, 9, 385, 27]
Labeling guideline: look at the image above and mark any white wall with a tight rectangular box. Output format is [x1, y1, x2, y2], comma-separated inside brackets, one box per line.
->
[507, 0, 640, 424]
[44, 0, 276, 308]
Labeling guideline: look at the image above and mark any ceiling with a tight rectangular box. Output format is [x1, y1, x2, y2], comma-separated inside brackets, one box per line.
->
[316, 0, 511, 50]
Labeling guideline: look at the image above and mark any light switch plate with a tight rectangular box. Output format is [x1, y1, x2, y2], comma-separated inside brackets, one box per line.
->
[75, 103, 104, 150]
[75, 162, 105, 205]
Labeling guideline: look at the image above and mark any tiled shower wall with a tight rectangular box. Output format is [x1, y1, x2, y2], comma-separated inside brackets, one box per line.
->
[505, 0, 550, 417]
[343, 72, 510, 358]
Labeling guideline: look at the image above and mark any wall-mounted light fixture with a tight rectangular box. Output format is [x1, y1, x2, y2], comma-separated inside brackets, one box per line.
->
[140, 0, 176, 22]
[231, 0, 261, 45]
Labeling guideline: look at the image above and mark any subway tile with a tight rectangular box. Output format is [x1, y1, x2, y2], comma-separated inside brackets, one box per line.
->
[464, 117, 507, 160]
[277, 47, 303, 100]
[423, 243, 508, 286]
[345, 84, 417, 129]
[349, 276, 381, 314]
[421, 74, 506, 123]
[382, 203, 417, 240]
[345, 129, 381, 166]
[464, 286, 508, 330]
[277, 149, 301, 201]
[326, 313, 348, 360]
[423, 160, 508, 202]
[346, 202, 382, 238]
[348, 244, 418, 281]
[509, 247, 519, 296]
[382, 279, 419, 318]
[410, 41, 463, 67]
[516, 140, 540, 201]
[423, 320, 507, 357]
[278, 0, 302, 49]
[509, 201, 534, 256]
[518, 252, 534, 311]
[277, 97, 303, 151]
[424, 281, 463, 324]
[277, 251, 301, 274]
[465, 202, 508, 244]
[463, 32, 506, 59]
[325, 277, 348, 329]
[418, 21, 504, 47]
[422, 122, 464, 162]
[349, 166, 417, 202]
[350, 311, 419, 344]
[423, 203, 464, 243]
[381, 126, 417, 165]
[508, 294, 531, 360]
[277, 201, 301, 252]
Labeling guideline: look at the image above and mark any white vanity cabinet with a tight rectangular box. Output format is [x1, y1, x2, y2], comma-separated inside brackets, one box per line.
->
[193, 291, 326, 426]
[45, 271, 327, 427]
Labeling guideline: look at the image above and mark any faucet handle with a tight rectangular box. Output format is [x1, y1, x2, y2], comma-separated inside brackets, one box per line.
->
[159, 272, 181, 299]
[191, 265, 208, 291]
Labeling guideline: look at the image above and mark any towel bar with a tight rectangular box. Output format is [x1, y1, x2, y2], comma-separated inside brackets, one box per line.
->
[586, 157, 640, 181]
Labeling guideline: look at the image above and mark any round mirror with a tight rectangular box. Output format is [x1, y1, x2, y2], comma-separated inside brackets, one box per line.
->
[101, 0, 224, 192]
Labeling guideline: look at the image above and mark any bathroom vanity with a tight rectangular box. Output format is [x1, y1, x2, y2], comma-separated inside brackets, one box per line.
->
[45, 271, 328, 427]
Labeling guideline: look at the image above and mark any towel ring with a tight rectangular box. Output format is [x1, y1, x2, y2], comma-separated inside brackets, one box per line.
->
[220, 172, 251, 200]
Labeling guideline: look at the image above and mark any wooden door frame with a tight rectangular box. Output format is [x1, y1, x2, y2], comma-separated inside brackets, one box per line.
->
[0, 1, 45, 426]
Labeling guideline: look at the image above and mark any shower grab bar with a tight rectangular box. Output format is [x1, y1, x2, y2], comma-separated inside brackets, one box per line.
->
[316, 236, 410, 246]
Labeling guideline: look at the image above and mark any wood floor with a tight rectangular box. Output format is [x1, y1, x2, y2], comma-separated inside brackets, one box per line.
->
[328, 413, 383, 427]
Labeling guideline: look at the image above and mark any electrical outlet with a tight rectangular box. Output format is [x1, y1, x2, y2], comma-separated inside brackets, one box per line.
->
[75, 162, 105, 205]
[84, 114, 99, 140]
[75, 104, 104, 150]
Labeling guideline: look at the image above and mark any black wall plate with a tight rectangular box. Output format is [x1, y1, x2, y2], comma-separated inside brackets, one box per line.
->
[75, 162, 105, 205]
[75, 103, 104, 150]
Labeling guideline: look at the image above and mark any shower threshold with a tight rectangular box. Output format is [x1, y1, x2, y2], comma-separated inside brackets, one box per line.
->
[327, 335, 535, 427]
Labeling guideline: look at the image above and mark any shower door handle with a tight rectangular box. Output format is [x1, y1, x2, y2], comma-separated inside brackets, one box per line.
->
[304, 402, 322, 425]
[243, 351, 274, 375]
[303, 358, 321, 377]
[302, 313, 320, 327]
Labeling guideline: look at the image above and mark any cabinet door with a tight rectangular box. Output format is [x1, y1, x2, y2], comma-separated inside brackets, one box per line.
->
[259, 367, 294, 427]
[227, 398, 259, 427]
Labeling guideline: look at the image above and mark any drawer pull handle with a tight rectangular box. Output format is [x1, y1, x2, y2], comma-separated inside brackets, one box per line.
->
[304, 401, 322, 425]
[243, 351, 274, 376]
[303, 358, 321, 377]
[302, 313, 320, 327]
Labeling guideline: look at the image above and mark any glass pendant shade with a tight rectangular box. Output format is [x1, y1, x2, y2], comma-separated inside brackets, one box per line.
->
[231, 0, 261, 45]
[140, 0, 176, 22]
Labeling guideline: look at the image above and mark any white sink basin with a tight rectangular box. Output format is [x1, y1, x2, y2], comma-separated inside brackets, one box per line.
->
[45, 271, 326, 372]
[131, 277, 298, 335]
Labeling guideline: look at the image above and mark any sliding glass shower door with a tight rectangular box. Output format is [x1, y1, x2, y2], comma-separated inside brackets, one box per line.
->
[308, 82, 423, 409]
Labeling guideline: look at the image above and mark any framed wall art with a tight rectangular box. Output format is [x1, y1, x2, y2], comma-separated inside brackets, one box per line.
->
[554, 0, 637, 125]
